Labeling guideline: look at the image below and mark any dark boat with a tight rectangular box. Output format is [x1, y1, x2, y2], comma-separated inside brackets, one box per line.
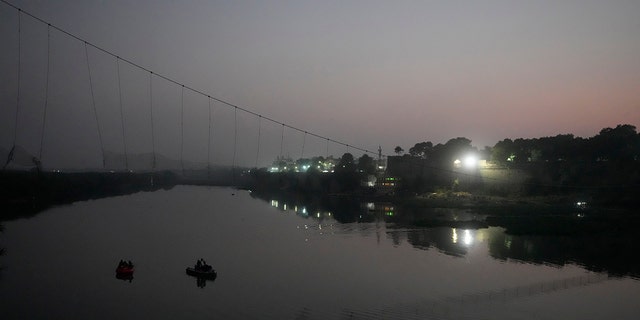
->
[115, 270, 134, 281]
[116, 260, 134, 276]
[116, 266, 134, 275]
[186, 267, 217, 279]
[115, 261, 135, 281]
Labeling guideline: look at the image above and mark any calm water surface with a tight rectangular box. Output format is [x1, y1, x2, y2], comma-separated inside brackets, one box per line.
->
[1, 186, 639, 319]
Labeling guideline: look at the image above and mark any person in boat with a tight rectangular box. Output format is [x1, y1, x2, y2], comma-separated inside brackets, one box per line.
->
[195, 259, 212, 272]
[201, 259, 212, 272]
[117, 260, 133, 269]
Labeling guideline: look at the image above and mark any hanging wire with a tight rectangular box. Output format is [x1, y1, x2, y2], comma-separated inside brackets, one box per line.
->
[0, 1, 379, 163]
[12, 9, 21, 151]
[38, 24, 51, 164]
[4, 9, 21, 169]
[280, 124, 285, 158]
[326, 138, 329, 158]
[149, 71, 156, 170]
[2, 1, 634, 192]
[255, 115, 262, 168]
[232, 107, 238, 168]
[116, 57, 128, 170]
[207, 96, 212, 176]
[84, 42, 106, 169]
[232, 106, 238, 184]
[181, 85, 185, 175]
[300, 131, 307, 159]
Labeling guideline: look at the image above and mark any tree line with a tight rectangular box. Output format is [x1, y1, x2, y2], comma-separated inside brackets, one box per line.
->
[395, 124, 639, 166]
[249, 124, 639, 206]
[391, 124, 639, 204]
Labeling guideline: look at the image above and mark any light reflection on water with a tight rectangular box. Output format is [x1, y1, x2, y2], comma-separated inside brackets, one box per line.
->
[0, 186, 639, 319]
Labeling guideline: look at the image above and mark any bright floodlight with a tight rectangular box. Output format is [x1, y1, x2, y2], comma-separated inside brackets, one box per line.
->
[463, 155, 477, 169]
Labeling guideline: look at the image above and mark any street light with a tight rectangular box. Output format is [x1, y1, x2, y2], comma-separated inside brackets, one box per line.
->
[463, 154, 477, 169]
[454, 154, 478, 170]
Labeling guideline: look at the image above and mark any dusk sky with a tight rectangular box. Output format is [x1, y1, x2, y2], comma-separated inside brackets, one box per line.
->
[1, 0, 639, 169]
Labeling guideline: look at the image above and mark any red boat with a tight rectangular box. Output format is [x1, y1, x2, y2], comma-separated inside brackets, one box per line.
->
[116, 266, 134, 275]
[116, 260, 135, 275]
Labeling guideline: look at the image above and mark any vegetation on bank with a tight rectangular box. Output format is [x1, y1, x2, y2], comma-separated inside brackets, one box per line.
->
[250, 124, 639, 209]
[1, 124, 638, 220]
[0, 170, 178, 220]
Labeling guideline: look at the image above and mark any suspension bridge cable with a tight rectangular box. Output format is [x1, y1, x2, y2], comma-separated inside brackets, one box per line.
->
[232, 107, 238, 168]
[207, 97, 212, 176]
[5, 0, 632, 192]
[326, 138, 329, 158]
[2, 1, 631, 191]
[38, 24, 51, 163]
[209, 98, 218, 168]
[149, 72, 156, 170]
[232, 106, 238, 185]
[280, 124, 285, 157]
[0, 0, 377, 158]
[301, 131, 307, 159]
[84, 42, 105, 169]
[255, 115, 261, 168]
[13, 9, 21, 146]
[4, 9, 21, 169]
[116, 57, 128, 170]
[181, 85, 184, 175]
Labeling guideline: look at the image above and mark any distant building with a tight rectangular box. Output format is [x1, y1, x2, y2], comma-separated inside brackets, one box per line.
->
[374, 175, 399, 195]
[269, 156, 295, 172]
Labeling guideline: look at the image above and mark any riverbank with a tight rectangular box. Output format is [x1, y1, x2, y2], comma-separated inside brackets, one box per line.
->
[394, 190, 639, 214]
[391, 190, 640, 235]
[0, 170, 178, 221]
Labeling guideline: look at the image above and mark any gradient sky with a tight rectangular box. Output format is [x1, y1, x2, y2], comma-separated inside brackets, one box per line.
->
[1, 0, 639, 168]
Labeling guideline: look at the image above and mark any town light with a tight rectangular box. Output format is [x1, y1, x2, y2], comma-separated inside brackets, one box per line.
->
[454, 154, 478, 169]
[463, 155, 477, 169]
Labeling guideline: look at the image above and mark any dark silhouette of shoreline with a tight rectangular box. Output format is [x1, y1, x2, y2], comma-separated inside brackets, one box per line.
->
[0, 170, 177, 221]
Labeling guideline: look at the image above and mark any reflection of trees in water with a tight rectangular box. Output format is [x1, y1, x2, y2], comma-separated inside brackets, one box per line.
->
[1, 171, 177, 221]
[251, 189, 640, 277]
[399, 224, 640, 277]
[250, 190, 366, 223]
[402, 228, 469, 257]
[400, 226, 640, 278]
[488, 230, 640, 278]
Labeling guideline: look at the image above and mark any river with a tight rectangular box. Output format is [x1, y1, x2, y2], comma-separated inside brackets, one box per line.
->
[1, 185, 638, 319]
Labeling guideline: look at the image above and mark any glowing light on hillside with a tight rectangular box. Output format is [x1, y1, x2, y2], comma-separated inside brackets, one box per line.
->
[454, 154, 477, 169]
[463, 155, 477, 169]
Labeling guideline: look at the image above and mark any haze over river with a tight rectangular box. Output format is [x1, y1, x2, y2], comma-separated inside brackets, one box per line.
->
[1, 186, 638, 319]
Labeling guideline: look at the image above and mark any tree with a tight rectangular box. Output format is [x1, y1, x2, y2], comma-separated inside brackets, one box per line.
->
[394, 146, 404, 155]
[335, 153, 355, 173]
[357, 154, 375, 174]
[431, 137, 476, 166]
[334, 153, 358, 192]
[492, 139, 514, 165]
[409, 141, 433, 159]
[590, 124, 639, 162]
